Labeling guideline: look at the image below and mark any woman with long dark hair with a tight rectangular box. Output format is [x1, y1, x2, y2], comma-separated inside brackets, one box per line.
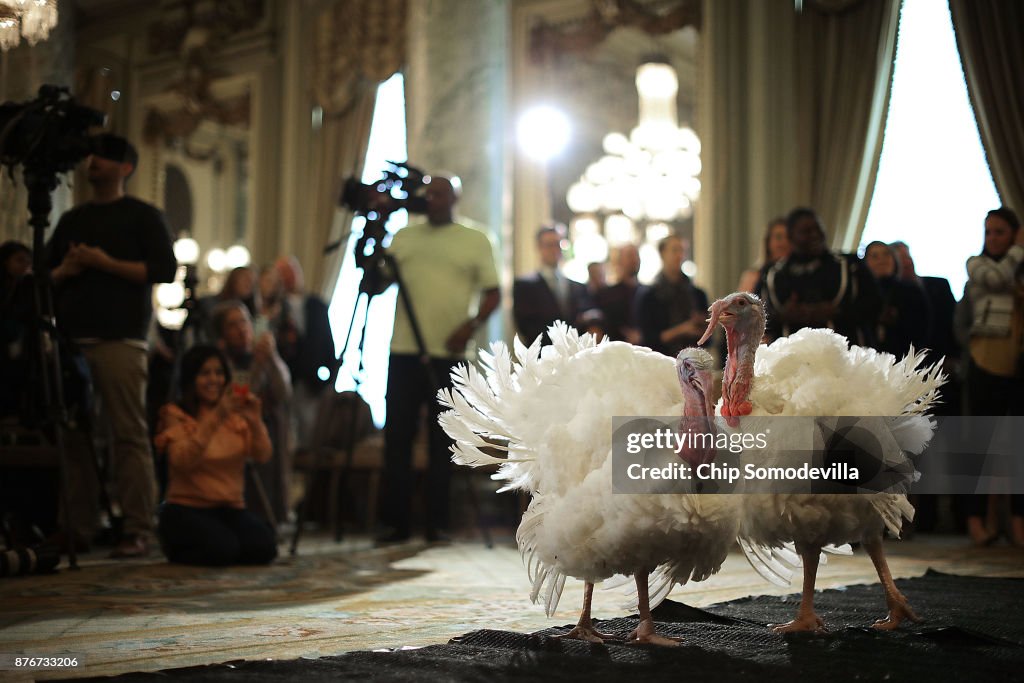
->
[155, 345, 277, 565]
[737, 216, 790, 294]
[957, 206, 1024, 546]
[863, 240, 929, 358]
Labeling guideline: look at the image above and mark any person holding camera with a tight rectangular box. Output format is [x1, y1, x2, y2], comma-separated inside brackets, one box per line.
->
[154, 345, 277, 566]
[377, 176, 500, 544]
[212, 300, 292, 522]
[46, 134, 177, 558]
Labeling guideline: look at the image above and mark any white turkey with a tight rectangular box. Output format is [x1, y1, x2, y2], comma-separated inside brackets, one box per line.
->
[698, 292, 944, 632]
[438, 324, 738, 645]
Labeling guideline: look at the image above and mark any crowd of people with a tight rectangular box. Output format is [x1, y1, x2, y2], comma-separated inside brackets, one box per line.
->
[0, 135, 335, 567]
[1, 131, 1021, 568]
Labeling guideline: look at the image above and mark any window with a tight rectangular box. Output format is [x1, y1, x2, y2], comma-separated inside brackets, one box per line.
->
[328, 73, 407, 426]
[859, 0, 1000, 298]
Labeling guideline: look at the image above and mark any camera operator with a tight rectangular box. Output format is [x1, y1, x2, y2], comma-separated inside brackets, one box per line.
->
[377, 176, 500, 544]
[46, 134, 177, 558]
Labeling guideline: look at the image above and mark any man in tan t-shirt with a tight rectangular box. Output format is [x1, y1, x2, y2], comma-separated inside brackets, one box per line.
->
[378, 176, 500, 544]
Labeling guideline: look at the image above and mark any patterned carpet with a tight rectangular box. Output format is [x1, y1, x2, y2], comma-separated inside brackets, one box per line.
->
[1, 533, 1022, 681]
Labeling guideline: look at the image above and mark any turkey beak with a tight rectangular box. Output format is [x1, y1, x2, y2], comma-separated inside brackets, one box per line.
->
[698, 299, 727, 345]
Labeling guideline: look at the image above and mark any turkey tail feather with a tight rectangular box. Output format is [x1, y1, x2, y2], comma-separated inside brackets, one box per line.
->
[739, 537, 795, 587]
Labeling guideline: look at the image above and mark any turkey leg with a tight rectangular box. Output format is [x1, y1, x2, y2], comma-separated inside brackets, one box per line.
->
[556, 582, 621, 643]
[771, 545, 827, 633]
[625, 572, 682, 646]
[863, 536, 922, 630]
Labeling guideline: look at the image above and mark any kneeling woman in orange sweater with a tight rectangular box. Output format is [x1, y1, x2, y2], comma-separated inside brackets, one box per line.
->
[155, 345, 278, 565]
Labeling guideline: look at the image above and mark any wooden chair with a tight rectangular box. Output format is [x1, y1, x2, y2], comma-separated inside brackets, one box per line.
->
[290, 391, 382, 549]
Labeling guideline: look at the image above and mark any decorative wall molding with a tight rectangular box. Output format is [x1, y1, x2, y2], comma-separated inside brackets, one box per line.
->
[530, 0, 701, 64]
[141, 0, 265, 145]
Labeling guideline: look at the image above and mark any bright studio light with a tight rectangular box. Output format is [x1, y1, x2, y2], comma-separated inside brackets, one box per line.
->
[206, 248, 228, 273]
[225, 245, 251, 269]
[173, 237, 200, 265]
[517, 105, 571, 161]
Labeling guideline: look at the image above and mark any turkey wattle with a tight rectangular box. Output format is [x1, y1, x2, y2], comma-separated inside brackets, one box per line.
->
[699, 292, 944, 633]
[438, 325, 738, 646]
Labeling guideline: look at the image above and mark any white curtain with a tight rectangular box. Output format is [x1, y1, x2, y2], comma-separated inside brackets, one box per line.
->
[307, 0, 407, 298]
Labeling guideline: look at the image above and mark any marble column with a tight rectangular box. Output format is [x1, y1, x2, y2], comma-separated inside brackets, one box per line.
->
[405, 0, 510, 335]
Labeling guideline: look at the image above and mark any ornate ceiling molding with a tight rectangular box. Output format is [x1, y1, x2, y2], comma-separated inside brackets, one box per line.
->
[142, 0, 264, 145]
[530, 0, 701, 64]
[146, 0, 265, 56]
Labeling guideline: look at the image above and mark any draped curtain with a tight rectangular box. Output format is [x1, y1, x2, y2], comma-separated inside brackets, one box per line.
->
[794, 0, 900, 252]
[308, 0, 407, 298]
[948, 0, 1024, 215]
[696, 0, 898, 298]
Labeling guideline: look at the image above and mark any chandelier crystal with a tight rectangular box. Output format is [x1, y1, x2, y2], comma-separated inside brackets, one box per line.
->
[566, 61, 701, 227]
[0, 0, 58, 52]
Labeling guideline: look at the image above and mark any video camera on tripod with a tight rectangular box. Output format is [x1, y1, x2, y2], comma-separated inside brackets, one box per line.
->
[0, 85, 107, 180]
[337, 161, 430, 295]
[0, 85, 108, 570]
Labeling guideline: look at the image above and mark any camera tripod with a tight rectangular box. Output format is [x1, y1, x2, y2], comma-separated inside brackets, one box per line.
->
[19, 170, 86, 569]
[289, 217, 491, 553]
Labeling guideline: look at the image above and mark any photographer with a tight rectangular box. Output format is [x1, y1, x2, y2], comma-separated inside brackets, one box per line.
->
[46, 134, 176, 558]
[154, 345, 277, 566]
[377, 176, 500, 544]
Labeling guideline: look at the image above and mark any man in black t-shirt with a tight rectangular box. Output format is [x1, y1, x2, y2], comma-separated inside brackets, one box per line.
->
[47, 134, 176, 558]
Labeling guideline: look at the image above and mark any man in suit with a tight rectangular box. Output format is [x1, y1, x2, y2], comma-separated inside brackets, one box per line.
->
[513, 226, 593, 344]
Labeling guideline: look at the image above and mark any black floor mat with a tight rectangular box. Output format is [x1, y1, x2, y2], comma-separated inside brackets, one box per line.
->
[69, 570, 1024, 682]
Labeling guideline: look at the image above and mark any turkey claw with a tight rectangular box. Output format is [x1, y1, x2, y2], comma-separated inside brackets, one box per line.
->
[554, 625, 622, 643]
[771, 613, 828, 634]
[872, 601, 922, 631]
[624, 619, 682, 647]
[625, 633, 683, 647]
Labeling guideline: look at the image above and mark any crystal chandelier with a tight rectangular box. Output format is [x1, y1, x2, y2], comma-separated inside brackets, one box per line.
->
[0, 0, 58, 52]
[566, 60, 701, 230]
[562, 60, 701, 283]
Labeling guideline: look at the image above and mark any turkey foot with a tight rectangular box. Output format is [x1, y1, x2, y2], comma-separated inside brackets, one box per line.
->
[555, 582, 623, 643]
[556, 624, 622, 643]
[625, 617, 682, 647]
[772, 545, 827, 634]
[872, 596, 922, 631]
[622, 572, 682, 647]
[771, 611, 827, 634]
[863, 536, 923, 631]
